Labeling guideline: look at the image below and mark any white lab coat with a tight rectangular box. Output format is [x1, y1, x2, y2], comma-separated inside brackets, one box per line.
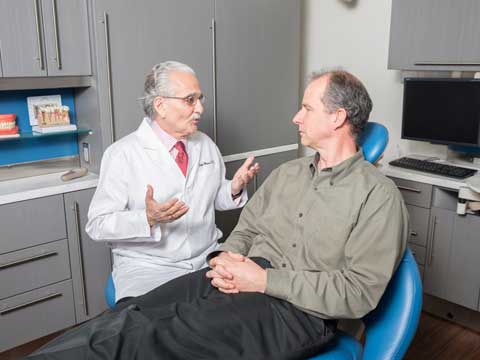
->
[86, 118, 247, 300]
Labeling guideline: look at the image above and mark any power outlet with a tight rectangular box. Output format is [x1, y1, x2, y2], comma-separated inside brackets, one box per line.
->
[82, 142, 90, 163]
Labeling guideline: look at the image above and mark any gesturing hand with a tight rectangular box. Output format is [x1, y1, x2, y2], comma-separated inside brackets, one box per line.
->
[145, 185, 189, 226]
[231, 156, 260, 196]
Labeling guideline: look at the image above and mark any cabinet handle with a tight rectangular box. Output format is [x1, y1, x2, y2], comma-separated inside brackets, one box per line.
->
[51, 0, 62, 70]
[33, 0, 45, 70]
[73, 201, 89, 317]
[0, 292, 62, 315]
[211, 18, 218, 144]
[103, 12, 115, 144]
[0, 251, 58, 270]
[410, 231, 418, 237]
[428, 215, 437, 266]
[253, 174, 258, 192]
[397, 185, 421, 193]
[414, 62, 480, 66]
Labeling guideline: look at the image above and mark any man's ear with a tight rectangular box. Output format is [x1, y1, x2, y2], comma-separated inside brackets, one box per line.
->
[154, 97, 166, 118]
[333, 108, 348, 130]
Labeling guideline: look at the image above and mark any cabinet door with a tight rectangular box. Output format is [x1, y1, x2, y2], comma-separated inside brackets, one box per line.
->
[446, 214, 480, 311]
[65, 188, 111, 323]
[215, 0, 300, 155]
[0, 0, 47, 77]
[41, 0, 91, 76]
[389, 0, 480, 70]
[93, 0, 214, 142]
[423, 207, 454, 299]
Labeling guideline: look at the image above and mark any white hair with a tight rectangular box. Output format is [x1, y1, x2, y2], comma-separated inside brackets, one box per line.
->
[141, 61, 196, 118]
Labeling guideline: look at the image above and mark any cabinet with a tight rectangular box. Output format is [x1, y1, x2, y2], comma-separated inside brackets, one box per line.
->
[388, 0, 480, 71]
[93, 0, 215, 141]
[92, 0, 299, 151]
[390, 176, 433, 280]
[215, 0, 300, 155]
[0, 0, 91, 77]
[0, 188, 110, 352]
[424, 187, 480, 311]
[65, 188, 112, 323]
[390, 176, 480, 312]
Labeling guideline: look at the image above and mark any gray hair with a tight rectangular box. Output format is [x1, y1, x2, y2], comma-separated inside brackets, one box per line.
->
[141, 61, 196, 119]
[309, 69, 373, 141]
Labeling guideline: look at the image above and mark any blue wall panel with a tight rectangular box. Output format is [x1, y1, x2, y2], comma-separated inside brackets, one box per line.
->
[0, 88, 79, 166]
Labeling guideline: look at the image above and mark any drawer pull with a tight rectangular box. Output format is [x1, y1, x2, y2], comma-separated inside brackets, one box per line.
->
[428, 216, 437, 266]
[0, 251, 58, 270]
[410, 231, 418, 237]
[0, 292, 62, 315]
[397, 185, 421, 193]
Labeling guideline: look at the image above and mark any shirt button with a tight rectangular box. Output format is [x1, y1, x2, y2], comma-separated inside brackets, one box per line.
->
[314, 187, 318, 191]
[299, 213, 303, 218]
[329, 180, 334, 186]
[292, 244, 297, 248]
[282, 263, 286, 268]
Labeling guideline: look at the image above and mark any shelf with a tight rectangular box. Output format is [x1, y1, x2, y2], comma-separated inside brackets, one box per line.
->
[0, 128, 92, 142]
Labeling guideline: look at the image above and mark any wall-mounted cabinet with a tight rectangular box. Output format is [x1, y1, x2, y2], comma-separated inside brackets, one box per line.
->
[0, 0, 91, 77]
[388, 0, 480, 71]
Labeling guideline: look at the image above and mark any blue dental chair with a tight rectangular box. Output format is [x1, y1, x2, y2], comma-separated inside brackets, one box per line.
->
[104, 123, 422, 359]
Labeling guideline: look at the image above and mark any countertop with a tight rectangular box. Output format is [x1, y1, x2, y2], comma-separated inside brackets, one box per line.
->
[0, 171, 98, 205]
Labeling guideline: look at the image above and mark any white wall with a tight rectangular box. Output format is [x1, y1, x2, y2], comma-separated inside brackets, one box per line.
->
[301, 0, 448, 161]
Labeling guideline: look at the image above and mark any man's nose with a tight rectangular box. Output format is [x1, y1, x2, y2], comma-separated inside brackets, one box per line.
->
[292, 111, 302, 124]
[195, 99, 204, 114]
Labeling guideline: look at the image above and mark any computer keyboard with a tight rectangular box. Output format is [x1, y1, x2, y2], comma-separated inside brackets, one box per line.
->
[389, 157, 478, 179]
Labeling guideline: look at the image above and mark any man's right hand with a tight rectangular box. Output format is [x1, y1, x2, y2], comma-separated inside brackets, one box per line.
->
[145, 185, 189, 226]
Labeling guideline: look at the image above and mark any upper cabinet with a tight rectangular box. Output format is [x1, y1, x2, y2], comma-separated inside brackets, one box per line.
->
[93, 0, 214, 141]
[388, 0, 480, 71]
[0, 0, 91, 77]
[215, 0, 300, 155]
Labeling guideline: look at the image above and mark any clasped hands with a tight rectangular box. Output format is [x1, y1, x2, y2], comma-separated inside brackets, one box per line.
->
[206, 251, 267, 293]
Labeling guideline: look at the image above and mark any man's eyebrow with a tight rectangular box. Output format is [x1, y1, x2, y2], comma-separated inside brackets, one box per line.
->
[303, 103, 313, 110]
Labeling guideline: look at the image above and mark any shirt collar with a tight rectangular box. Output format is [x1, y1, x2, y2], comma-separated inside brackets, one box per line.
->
[309, 149, 365, 184]
[150, 119, 187, 152]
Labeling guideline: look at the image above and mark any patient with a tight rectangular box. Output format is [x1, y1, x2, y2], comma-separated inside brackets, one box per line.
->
[28, 70, 408, 360]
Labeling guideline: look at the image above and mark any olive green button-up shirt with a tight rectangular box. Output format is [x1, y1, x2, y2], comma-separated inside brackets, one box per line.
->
[220, 151, 408, 319]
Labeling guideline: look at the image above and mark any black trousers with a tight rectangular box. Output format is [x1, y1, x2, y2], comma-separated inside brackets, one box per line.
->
[27, 258, 336, 360]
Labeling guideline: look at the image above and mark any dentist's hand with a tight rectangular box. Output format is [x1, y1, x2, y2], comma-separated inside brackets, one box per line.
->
[231, 156, 260, 196]
[145, 185, 189, 226]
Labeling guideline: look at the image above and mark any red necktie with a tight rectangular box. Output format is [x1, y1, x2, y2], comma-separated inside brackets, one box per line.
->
[174, 141, 188, 176]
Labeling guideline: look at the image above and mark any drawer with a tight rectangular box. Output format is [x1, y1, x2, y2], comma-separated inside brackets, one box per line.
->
[409, 243, 426, 266]
[406, 204, 430, 247]
[390, 177, 432, 208]
[0, 239, 71, 300]
[0, 280, 75, 352]
[0, 195, 66, 254]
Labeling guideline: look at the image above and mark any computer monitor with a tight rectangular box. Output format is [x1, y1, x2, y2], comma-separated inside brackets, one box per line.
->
[402, 78, 480, 148]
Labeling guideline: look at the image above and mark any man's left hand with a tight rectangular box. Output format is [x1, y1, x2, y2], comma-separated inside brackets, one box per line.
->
[207, 254, 267, 293]
[231, 156, 260, 196]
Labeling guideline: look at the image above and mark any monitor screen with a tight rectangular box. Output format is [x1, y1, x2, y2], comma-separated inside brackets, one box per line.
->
[402, 78, 480, 147]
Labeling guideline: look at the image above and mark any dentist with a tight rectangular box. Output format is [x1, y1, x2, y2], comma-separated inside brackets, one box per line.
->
[86, 61, 259, 303]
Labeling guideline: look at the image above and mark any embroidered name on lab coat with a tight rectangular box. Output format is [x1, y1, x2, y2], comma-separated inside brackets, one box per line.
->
[199, 160, 214, 166]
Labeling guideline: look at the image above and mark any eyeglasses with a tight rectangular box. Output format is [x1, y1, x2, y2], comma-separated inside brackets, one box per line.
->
[162, 93, 205, 107]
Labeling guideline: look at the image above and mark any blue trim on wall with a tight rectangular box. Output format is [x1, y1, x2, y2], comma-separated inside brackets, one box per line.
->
[0, 88, 79, 166]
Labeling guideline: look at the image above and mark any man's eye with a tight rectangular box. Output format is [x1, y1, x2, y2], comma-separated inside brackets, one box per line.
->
[186, 96, 196, 105]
